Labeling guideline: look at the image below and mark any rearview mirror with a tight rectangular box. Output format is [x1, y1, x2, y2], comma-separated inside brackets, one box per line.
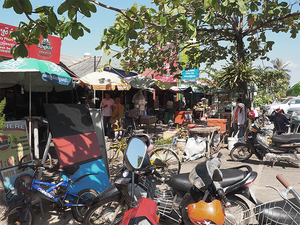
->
[124, 137, 147, 171]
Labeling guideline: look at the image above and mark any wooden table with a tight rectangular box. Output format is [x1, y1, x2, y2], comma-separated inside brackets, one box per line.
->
[139, 116, 157, 134]
[189, 126, 221, 157]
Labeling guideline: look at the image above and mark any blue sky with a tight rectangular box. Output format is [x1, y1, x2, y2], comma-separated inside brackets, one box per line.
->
[1, 0, 299, 86]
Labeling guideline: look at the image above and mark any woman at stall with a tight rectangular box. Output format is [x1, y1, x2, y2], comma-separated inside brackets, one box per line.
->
[109, 97, 125, 141]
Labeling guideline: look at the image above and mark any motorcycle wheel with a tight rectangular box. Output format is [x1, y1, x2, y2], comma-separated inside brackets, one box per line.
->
[83, 197, 128, 225]
[224, 196, 250, 224]
[230, 145, 253, 162]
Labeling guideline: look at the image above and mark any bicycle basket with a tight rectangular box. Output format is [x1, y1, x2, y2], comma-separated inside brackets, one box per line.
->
[230, 198, 300, 225]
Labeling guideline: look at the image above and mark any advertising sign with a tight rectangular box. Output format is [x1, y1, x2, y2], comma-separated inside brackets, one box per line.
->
[0, 23, 61, 63]
[0, 23, 16, 58]
[27, 35, 62, 64]
[0, 120, 32, 170]
[181, 68, 199, 80]
[0, 120, 35, 204]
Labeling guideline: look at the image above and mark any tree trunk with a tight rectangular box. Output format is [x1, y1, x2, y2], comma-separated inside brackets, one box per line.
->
[0, 176, 8, 225]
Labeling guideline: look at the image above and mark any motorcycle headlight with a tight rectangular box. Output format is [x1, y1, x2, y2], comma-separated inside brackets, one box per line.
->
[189, 167, 205, 189]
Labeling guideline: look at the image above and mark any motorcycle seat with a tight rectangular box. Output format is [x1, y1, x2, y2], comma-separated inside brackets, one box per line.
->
[220, 169, 247, 188]
[168, 173, 192, 193]
[256, 198, 300, 224]
[272, 133, 300, 144]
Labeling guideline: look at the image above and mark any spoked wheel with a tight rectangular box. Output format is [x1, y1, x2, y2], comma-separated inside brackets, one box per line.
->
[223, 196, 250, 225]
[149, 147, 181, 181]
[107, 145, 120, 163]
[230, 145, 253, 162]
[8, 203, 34, 225]
[84, 198, 128, 225]
[72, 188, 98, 223]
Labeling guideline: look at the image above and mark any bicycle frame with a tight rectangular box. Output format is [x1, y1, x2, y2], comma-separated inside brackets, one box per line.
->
[30, 174, 85, 207]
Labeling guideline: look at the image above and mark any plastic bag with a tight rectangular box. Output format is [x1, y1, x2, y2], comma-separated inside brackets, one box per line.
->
[184, 136, 206, 159]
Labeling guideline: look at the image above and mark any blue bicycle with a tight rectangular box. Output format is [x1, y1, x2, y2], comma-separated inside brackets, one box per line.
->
[8, 155, 98, 225]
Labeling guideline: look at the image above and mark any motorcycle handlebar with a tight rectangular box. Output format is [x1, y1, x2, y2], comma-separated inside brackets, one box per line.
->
[276, 174, 291, 188]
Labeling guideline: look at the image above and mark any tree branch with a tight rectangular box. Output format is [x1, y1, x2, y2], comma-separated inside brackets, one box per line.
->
[243, 12, 300, 36]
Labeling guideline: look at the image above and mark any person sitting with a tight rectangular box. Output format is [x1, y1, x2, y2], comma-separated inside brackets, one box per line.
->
[270, 108, 290, 135]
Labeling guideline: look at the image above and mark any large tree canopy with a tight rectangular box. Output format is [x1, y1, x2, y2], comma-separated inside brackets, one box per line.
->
[3, 0, 300, 106]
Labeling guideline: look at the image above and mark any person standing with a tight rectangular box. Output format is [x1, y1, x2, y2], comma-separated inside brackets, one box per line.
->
[100, 92, 114, 137]
[232, 98, 245, 139]
[270, 107, 290, 134]
[110, 97, 125, 141]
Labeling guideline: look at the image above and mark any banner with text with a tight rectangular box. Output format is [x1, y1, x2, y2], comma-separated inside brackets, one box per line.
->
[0, 23, 61, 63]
[0, 120, 32, 170]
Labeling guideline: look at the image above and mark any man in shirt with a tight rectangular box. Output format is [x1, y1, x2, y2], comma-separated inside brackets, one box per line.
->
[100, 92, 115, 137]
[270, 107, 290, 134]
[232, 98, 245, 139]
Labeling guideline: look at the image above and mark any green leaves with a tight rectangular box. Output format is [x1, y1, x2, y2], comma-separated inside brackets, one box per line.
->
[160, 15, 167, 26]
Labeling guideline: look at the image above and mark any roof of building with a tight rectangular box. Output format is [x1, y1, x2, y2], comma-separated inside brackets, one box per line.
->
[60, 54, 102, 78]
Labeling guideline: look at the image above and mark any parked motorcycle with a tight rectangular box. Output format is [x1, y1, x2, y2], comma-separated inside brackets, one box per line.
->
[120, 137, 160, 225]
[230, 122, 300, 167]
[84, 140, 258, 225]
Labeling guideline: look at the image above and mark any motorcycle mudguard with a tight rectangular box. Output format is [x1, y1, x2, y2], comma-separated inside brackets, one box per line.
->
[121, 198, 159, 225]
[90, 184, 121, 206]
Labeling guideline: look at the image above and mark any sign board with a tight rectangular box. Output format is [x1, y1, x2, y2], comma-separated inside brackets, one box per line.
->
[0, 23, 15, 58]
[181, 68, 199, 80]
[0, 23, 61, 64]
[0, 120, 33, 170]
[0, 120, 35, 204]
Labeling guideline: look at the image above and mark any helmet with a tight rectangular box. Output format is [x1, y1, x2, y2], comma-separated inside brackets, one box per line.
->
[188, 200, 225, 225]
[248, 110, 255, 119]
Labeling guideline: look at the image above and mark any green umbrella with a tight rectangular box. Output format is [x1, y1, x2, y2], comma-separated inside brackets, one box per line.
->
[286, 82, 300, 96]
[0, 58, 72, 151]
[0, 58, 72, 92]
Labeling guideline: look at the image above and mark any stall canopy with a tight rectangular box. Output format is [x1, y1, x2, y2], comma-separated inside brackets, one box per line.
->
[286, 82, 300, 96]
[80, 71, 131, 90]
[125, 75, 172, 90]
[169, 86, 193, 93]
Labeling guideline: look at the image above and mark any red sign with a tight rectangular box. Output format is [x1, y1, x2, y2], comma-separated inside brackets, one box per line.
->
[0, 23, 16, 58]
[27, 35, 61, 64]
[0, 23, 61, 64]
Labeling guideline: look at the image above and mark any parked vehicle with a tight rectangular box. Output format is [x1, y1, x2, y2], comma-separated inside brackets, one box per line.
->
[263, 97, 300, 117]
[8, 155, 98, 224]
[120, 137, 159, 225]
[286, 106, 300, 121]
[230, 122, 300, 167]
[84, 139, 258, 224]
[235, 174, 300, 224]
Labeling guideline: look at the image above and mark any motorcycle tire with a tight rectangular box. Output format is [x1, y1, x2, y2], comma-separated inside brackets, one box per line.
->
[83, 195, 129, 225]
[71, 188, 98, 223]
[224, 196, 250, 224]
[230, 145, 253, 162]
[8, 203, 34, 225]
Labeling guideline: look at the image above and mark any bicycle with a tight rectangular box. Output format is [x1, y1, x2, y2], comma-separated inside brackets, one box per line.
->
[232, 174, 300, 225]
[8, 155, 98, 224]
[107, 121, 181, 178]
